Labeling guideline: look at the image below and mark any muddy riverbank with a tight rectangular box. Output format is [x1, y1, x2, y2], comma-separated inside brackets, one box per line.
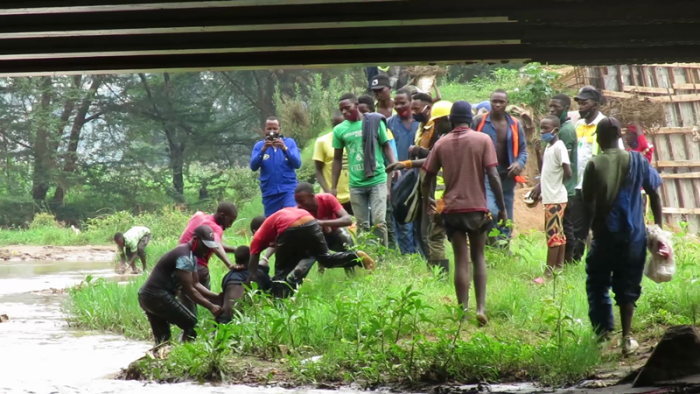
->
[0, 245, 115, 262]
[2, 258, 698, 394]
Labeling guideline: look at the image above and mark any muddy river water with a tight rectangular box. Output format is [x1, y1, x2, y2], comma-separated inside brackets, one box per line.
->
[0, 260, 373, 394]
[2, 259, 691, 394]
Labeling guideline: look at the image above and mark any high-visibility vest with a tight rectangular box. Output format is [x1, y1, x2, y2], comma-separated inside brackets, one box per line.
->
[476, 113, 527, 184]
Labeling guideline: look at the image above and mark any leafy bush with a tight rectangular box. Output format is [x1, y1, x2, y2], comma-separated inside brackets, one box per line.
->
[29, 212, 60, 229]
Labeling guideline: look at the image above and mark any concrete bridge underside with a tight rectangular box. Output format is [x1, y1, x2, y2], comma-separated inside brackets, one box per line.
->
[1, 0, 700, 76]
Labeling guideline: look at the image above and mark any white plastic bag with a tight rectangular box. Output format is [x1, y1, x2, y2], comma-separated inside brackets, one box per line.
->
[644, 225, 675, 283]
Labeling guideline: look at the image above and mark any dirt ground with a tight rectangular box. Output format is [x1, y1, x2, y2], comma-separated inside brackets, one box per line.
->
[512, 186, 545, 236]
[0, 245, 115, 262]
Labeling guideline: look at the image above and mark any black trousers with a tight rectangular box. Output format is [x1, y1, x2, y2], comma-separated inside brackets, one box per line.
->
[272, 221, 360, 298]
[138, 289, 197, 345]
[569, 190, 591, 262]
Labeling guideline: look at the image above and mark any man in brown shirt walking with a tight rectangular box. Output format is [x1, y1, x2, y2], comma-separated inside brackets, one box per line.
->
[423, 101, 507, 327]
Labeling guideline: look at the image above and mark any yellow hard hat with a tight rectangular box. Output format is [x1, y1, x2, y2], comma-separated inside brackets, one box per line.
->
[429, 100, 453, 123]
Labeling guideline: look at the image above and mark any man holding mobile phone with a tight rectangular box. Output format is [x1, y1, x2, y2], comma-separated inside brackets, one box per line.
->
[250, 116, 302, 217]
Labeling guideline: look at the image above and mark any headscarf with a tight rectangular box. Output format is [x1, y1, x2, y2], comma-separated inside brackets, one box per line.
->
[626, 124, 654, 163]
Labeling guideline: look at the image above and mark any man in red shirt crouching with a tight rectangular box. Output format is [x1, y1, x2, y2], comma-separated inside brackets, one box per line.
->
[248, 207, 374, 298]
[294, 182, 355, 273]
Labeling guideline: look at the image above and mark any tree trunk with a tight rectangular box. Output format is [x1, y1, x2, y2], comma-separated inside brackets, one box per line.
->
[138, 73, 187, 202]
[169, 141, 185, 201]
[53, 76, 103, 204]
[31, 77, 55, 201]
[253, 71, 276, 126]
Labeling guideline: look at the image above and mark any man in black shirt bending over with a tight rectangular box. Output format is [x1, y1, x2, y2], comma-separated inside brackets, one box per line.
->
[138, 225, 223, 345]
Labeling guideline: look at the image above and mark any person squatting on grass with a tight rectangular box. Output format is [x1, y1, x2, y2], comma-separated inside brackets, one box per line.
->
[250, 116, 302, 217]
[247, 207, 375, 298]
[422, 101, 507, 327]
[178, 202, 239, 317]
[533, 116, 572, 284]
[114, 226, 151, 273]
[294, 182, 355, 275]
[138, 225, 223, 345]
[581, 117, 663, 356]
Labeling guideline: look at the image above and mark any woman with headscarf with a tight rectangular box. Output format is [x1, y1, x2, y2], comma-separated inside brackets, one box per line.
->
[624, 124, 654, 163]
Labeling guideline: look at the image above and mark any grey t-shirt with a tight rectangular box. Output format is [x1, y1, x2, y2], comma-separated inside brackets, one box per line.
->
[140, 244, 196, 295]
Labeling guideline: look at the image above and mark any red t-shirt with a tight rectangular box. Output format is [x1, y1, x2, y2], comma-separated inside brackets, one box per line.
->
[179, 212, 224, 267]
[250, 207, 313, 255]
[314, 193, 344, 220]
[423, 127, 498, 213]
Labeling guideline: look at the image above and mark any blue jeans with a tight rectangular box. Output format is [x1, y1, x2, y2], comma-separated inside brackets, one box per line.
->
[485, 173, 516, 241]
[350, 183, 388, 246]
[262, 191, 296, 217]
[585, 234, 646, 335]
[394, 221, 416, 254]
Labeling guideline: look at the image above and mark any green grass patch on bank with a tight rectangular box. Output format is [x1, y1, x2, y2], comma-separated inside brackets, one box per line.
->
[0, 199, 264, 247]
[62, 212, 700, 387]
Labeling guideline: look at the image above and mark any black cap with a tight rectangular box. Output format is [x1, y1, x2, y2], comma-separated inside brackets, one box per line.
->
[193, 225, 219, 249]
[574, 87, 603, 103]
[370, 74, 391, 91]
[596, 117, 622, 138]
[450, 100, 473, 124]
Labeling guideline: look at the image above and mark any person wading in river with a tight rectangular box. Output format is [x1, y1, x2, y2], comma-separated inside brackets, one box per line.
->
[114, 226, 151, 273]
[138, 225, 223, 345]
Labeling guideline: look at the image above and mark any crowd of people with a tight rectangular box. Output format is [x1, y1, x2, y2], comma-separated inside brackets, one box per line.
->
[115, 78, 664, 357]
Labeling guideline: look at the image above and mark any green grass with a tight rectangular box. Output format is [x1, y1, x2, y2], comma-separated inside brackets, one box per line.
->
[0, 198, 264, 247]
[61, 212, 700, 387]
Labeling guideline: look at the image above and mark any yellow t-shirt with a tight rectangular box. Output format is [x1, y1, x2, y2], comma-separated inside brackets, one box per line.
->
[414, 121, 445, 201]
[313, 132, 350, 204]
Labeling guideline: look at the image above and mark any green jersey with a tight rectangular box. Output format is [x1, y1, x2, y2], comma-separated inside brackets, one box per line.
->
[332, 119, 389, 188]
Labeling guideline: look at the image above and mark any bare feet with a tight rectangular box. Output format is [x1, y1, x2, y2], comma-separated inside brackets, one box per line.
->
[356, 251, 375, 271]
[477, 313, 488, 327]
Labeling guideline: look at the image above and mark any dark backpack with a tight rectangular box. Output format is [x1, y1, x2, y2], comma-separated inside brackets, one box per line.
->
[391, 168, 421, 224]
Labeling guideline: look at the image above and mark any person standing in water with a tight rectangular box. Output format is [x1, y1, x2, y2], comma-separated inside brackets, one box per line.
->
[114, 226, 151, 273]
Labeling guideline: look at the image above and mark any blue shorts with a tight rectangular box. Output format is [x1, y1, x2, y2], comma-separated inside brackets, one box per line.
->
[263, 191, 297, 217]
[221, 265, 272, 291]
